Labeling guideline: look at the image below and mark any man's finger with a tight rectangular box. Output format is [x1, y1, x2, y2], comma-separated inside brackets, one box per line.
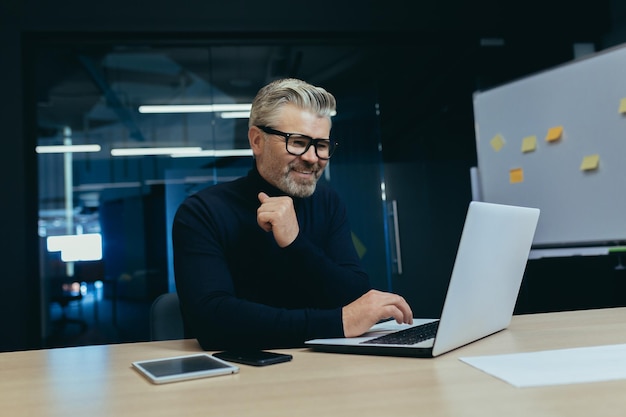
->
[258, 192, 269, 203]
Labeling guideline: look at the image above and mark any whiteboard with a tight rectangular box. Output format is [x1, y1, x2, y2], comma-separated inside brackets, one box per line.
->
[473, 43, 626, 247]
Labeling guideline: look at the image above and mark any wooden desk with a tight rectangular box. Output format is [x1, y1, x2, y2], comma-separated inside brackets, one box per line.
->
[2, 308, 626, 417]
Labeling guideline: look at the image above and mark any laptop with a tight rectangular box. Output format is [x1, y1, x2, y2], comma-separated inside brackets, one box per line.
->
[306, 201, 540, 358]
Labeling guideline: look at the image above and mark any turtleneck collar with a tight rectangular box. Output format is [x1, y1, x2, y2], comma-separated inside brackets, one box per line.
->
[247, 162, 290, 198]
[245, 162, 309, 203]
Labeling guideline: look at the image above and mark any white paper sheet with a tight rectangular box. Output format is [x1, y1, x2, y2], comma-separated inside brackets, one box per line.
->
[460, 343, 626, 388]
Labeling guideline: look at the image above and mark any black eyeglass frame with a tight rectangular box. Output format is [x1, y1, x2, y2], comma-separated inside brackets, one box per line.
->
[256, 125, 339, 160]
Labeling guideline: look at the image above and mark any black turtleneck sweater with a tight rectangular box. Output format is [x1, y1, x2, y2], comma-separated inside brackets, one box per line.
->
[172, 165, 371, 350]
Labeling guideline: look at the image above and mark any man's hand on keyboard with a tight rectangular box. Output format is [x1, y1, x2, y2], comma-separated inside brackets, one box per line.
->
[342, 290, 413, 338]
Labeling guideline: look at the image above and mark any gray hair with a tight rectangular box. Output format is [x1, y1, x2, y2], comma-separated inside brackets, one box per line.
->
[248, 78, 336, 128]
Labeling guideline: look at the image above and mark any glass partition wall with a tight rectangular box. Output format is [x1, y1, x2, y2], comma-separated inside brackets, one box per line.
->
[32, 38, 392, 347]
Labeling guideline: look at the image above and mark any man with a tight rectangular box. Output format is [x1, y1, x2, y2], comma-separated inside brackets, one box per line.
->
[173, 78, 412, 350]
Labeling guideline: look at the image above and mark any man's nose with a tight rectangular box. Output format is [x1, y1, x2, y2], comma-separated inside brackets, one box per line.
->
[300, 144, 319, 162]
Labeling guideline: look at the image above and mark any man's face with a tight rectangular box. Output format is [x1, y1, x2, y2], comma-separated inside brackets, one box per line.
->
[250, 104, 330, 198]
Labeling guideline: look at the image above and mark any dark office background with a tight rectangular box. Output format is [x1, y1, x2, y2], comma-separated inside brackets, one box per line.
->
[1, 0, 626, 352]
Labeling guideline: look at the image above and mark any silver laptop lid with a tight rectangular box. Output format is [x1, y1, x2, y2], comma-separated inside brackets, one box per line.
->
[431, 201, 539, 356]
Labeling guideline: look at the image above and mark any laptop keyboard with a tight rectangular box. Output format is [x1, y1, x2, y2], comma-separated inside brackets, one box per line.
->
[361, 320, 440, 345]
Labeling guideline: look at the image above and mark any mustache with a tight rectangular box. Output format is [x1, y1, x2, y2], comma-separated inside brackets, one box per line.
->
[289, 161, 321, 173]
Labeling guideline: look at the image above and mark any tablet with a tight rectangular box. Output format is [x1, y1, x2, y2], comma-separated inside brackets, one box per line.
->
[132, 353, 239, 384]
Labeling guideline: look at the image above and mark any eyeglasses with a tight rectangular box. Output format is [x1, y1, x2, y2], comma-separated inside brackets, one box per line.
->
[257, 126, 338, 160]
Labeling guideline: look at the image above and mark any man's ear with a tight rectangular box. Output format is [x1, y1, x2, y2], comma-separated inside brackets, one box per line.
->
[248, 126, 263, 155]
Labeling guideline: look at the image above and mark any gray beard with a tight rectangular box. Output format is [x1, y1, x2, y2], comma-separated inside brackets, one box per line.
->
[278, 164, 321, 198]
[282, 178, 317, 198]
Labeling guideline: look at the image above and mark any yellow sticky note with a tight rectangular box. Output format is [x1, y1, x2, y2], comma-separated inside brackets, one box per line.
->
[545, 126, 563, 142]
[521, 135, 537, 153]
[619, 98, 626, 114]
[490, 134, 505, 152]
[580, 154, 600, 171]
[509, 167, 524, 184]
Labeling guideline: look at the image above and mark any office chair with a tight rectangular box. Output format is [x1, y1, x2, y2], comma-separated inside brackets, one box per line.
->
[150, 292, 185, 341]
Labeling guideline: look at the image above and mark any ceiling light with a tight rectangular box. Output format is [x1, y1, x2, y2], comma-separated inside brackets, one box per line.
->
[219, 111, 251, 119]
[171, 149, 253, 158]
[138, 103, 252, 114]
[36, 144, 102, 154]
[111, 147, 202, 156]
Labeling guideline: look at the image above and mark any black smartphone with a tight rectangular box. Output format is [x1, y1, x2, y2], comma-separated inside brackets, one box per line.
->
[213, 350, 293, 367]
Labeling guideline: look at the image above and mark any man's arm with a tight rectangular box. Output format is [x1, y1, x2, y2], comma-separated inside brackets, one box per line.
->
[256, 190, 413, 333]
[173, 188, 412, 350]
[173, 196, 348, 350]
